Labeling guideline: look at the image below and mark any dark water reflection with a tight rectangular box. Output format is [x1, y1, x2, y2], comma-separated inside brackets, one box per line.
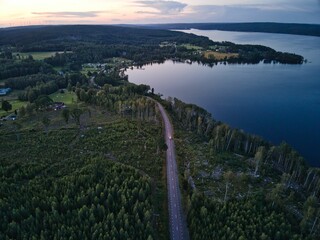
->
[126, 30, 320, 167]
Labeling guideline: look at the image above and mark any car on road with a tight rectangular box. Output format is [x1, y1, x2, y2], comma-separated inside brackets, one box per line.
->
[169, 136, 172, 140]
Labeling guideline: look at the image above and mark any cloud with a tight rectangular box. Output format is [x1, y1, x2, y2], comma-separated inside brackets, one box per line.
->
[32, 11, 106, 18]
[135, 0, 187, 15]
[190, 3, 316, 15]
[239, 3, 315, 12]
[136, 11, 161, 15]
[185, 4, 320, 23]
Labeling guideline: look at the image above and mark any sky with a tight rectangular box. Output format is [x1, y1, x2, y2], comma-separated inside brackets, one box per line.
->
[0, 0, 319, 27]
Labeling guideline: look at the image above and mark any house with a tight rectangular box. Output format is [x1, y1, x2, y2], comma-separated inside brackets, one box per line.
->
[46, 102, 66, 111]
[0, 88, 12, 96]
[53, 102, 65, 111]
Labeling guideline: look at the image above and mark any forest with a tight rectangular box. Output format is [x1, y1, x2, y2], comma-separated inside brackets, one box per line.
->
[187, 193, 302, 240]
[0, 25, 304, 66]
[0, 144, 154, 239]
[0, 25, 212, 50]
[0, 24, 319, 239]
[167, 97, 320, 239]
[0, 110, 166, 239]
[0, 57, 54, 80]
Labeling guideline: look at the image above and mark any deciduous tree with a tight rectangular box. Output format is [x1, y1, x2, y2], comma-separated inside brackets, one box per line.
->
[1, 100, 12, 112]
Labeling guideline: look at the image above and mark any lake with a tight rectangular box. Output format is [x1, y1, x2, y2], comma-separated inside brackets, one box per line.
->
[126, 30, 320, 167]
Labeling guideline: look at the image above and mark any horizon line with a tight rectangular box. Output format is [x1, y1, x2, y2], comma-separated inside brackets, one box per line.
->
[1, 21, 320, 30]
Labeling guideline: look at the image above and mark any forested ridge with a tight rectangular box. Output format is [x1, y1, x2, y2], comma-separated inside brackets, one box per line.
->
[0, 25, 212, 50]
[0, 25, 304, 66]
[144, 22, 320, 37]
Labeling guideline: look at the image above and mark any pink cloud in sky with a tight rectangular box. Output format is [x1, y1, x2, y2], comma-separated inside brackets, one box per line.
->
[0, 0, 319, 27]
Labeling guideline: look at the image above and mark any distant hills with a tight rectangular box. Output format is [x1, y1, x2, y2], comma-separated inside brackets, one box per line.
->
[1, 23, 319, 49]
[141, 22, 320, 37]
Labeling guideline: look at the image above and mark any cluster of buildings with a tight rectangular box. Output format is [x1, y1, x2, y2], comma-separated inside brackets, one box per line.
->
[82, 63, 107, 69]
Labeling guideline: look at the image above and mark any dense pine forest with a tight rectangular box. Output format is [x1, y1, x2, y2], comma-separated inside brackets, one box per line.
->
[0, 25, 319, 239]
[0, 110, 166, 239]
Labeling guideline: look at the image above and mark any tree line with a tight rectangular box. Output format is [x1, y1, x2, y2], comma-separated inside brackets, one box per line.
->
[187, 192, 306, 240]
[5, 74, 65, 90]
[167, 97, 319, 237]
[0, 129, 156, 240]
[168, 97, 319, 198]
[0, 58, 54, 80]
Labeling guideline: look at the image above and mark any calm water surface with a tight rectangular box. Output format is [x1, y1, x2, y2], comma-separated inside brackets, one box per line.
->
[126, 30, 320, 167]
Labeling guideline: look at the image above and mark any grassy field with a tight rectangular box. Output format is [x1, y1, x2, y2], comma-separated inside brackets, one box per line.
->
[181, 44, 203, 50]
[13, 51, 72, 61]
[0, 91, 76, 116]
[49, 91, 77, 105]
[0, 99, 27, 116]
[204, 51, 239, 60]
[81, 67, 98, 77]
[53, 66, 63, 72]
[105, 57, 132, 67]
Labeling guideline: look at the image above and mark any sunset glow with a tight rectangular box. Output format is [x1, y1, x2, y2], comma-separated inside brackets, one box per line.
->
[0, 0, 319, 27]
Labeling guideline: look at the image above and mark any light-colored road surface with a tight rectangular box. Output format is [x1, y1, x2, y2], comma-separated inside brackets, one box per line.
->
[156, 102, 189, 240]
